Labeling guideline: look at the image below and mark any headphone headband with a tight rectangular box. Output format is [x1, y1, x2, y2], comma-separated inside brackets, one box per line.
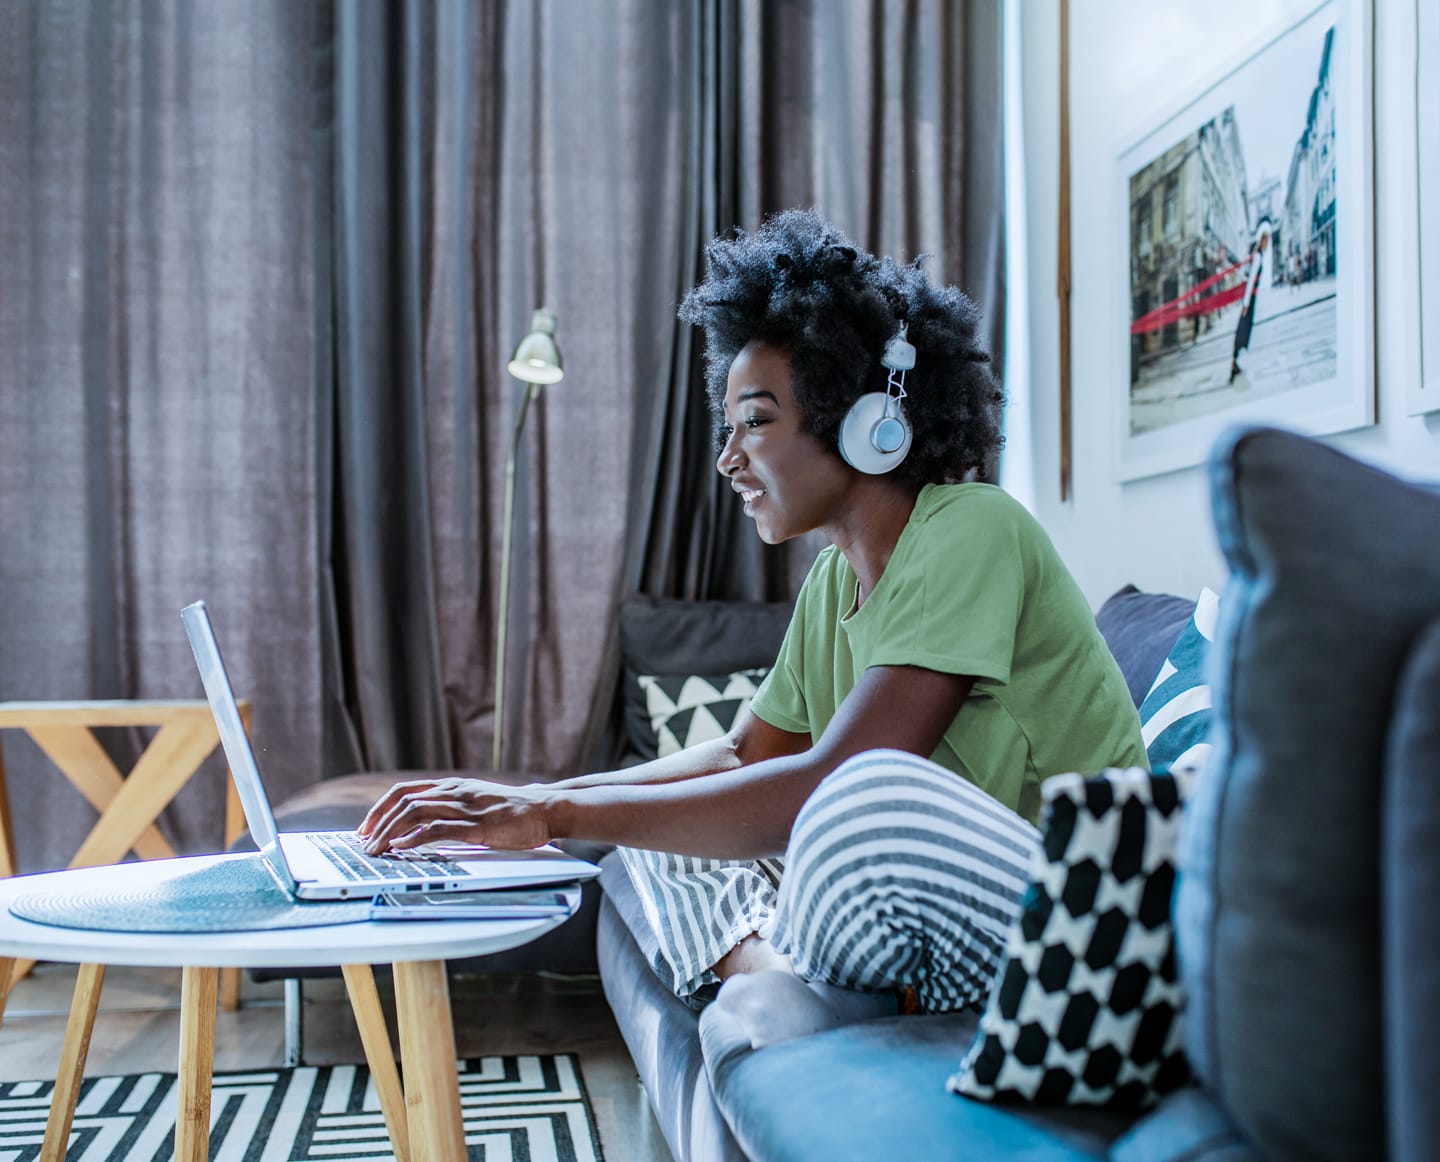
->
[882, 325, 916, 371]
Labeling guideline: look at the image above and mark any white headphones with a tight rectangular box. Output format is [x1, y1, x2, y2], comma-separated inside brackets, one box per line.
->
[838, 325, 915, 475]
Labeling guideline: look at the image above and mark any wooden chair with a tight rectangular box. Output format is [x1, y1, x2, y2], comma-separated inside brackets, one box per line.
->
[0, 700, 250, 1007]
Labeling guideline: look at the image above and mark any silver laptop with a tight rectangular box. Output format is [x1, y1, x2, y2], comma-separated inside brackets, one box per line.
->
[182, 600, 600, 901]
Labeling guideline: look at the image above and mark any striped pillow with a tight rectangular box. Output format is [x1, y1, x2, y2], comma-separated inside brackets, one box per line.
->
[1139, 588, 1220, 774]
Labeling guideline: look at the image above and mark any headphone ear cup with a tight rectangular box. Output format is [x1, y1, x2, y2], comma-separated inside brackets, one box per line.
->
[838, 392, 913, 475]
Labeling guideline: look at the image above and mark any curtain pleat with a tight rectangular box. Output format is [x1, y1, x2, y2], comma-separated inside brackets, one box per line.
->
[324, 0, 451, 773]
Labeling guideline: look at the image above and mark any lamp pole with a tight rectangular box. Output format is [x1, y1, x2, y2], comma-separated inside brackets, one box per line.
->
[492, 306, 561, 772]
[492, 380, 540, 772]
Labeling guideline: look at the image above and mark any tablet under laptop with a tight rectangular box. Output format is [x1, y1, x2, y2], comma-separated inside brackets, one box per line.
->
[182, 600, 601, 901]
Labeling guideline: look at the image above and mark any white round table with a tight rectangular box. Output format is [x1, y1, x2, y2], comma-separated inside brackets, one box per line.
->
[0, 853, 581, 1162]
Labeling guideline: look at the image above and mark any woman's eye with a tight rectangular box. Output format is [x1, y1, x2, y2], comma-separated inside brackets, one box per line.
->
[716, 416, 769, 449]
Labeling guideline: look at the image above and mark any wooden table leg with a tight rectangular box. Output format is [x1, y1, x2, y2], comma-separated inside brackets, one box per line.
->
[0, 750, 20, 988]
[215, 704, 252, 1017]
[0, 743, 17, 879]
[219, 967, 240, 1013]
[342, 965, 411, 1162]
[393, 960, 466, 1162]
[175, 966, 218, 1162]
[0, 957, 15, 1028]
[39, 963, 106, 1162]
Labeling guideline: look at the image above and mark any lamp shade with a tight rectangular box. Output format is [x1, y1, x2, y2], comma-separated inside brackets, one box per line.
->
[507, 307, 564, 385]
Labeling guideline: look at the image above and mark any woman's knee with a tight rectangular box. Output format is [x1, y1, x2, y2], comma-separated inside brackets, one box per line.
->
[791, 748, 955, 852]
[781, 750, 951, 928]
[780, 748, 1037, 944]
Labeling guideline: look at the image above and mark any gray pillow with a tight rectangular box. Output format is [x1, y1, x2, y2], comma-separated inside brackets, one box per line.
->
[1176, 426, 1440, 1161]
[1381, 619, 1440, 1159]
[1094, 586, 1194, 708]
[618, 597, 793, 761]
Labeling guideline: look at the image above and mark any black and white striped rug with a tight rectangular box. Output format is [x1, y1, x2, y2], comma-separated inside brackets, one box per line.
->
[0, 1054, 603, 1161]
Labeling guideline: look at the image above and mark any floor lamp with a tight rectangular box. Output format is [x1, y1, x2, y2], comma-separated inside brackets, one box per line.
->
[492, 308, 564, 771]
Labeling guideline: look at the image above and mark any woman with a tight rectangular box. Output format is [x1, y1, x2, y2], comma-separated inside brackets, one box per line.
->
[360, 210, 1145, 1037]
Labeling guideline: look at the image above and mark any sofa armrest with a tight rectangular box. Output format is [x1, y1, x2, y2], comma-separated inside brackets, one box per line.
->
[1383, 619, 1440, 1162]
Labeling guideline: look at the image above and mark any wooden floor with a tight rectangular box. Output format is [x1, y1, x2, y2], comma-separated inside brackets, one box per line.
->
[0, 961, 672, 1161]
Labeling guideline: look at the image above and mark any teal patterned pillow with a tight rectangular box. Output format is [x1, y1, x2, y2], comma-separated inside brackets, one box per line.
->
[1139, 588, 1219, 774]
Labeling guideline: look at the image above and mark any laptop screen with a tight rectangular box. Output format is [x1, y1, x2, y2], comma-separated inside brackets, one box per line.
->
[181, 600, 296, 891]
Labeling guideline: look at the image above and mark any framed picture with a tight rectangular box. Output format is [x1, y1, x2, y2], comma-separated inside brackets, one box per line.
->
[1414, 0, 1440, 416]
[1113, 0, 1374, 481]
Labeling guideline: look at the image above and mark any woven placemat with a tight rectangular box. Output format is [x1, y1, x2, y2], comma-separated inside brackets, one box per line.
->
[8, 855, 371, 932]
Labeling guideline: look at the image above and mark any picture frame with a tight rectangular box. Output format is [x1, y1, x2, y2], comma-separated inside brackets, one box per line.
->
[1414, 0, 1440, 416]
[1112, 0, 1374, 482]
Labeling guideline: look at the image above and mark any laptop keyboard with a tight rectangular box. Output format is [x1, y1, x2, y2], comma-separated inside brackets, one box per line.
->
[310, 832, 457, 882]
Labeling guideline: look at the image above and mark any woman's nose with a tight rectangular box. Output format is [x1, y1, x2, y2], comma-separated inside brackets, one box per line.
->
[716, 431, 743, 475]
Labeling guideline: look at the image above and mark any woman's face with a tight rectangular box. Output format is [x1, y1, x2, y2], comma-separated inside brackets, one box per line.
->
[716, 341, 855, 544]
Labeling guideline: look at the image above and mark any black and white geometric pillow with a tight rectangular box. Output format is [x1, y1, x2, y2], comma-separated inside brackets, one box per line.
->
[635, 669, 768, 758]
[951, 766, 1196, 1109]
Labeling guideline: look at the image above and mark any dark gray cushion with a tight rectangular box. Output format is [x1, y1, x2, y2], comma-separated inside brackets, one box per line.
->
[1382, 619, 1440, 1160]
[1176, 426, 1440, 1161]
[1094, 586, 1195, 707]
[619, 596, 793, 760]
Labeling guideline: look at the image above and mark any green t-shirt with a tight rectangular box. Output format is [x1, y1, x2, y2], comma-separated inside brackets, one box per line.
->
[748, 483, 1146, 824]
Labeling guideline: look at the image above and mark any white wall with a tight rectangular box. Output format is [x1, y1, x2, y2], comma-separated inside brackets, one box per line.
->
[1015, 0, 1440, 607]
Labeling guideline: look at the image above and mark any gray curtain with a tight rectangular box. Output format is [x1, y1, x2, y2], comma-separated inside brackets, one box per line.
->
[0, 0, 323, 871]
[0, 0, 1003, 872]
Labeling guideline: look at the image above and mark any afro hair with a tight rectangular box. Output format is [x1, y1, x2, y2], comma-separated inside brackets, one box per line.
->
[677, 209, 1003, 484]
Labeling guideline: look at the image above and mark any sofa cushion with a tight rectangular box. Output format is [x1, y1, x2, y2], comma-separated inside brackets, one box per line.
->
[707, 1009, 1134, 1161]
[1095, 586, 1195, 708]
[1110, 1086, 1262, 1162]
[954, 767, 1193, 1109]
[619, 597, 793, 761]
[636, 668, 768, 757]
[1138, 588, 1219, 774]
[1176, 426, 1440, 1161]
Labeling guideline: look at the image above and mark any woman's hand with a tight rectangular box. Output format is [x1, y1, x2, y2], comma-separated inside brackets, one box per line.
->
[357, 777, 554, 853]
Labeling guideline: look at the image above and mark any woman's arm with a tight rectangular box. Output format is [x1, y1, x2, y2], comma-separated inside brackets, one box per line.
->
[549, 708, 810, 790]
[359, 664, 975, 859]
[355, 710, 808, 847]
